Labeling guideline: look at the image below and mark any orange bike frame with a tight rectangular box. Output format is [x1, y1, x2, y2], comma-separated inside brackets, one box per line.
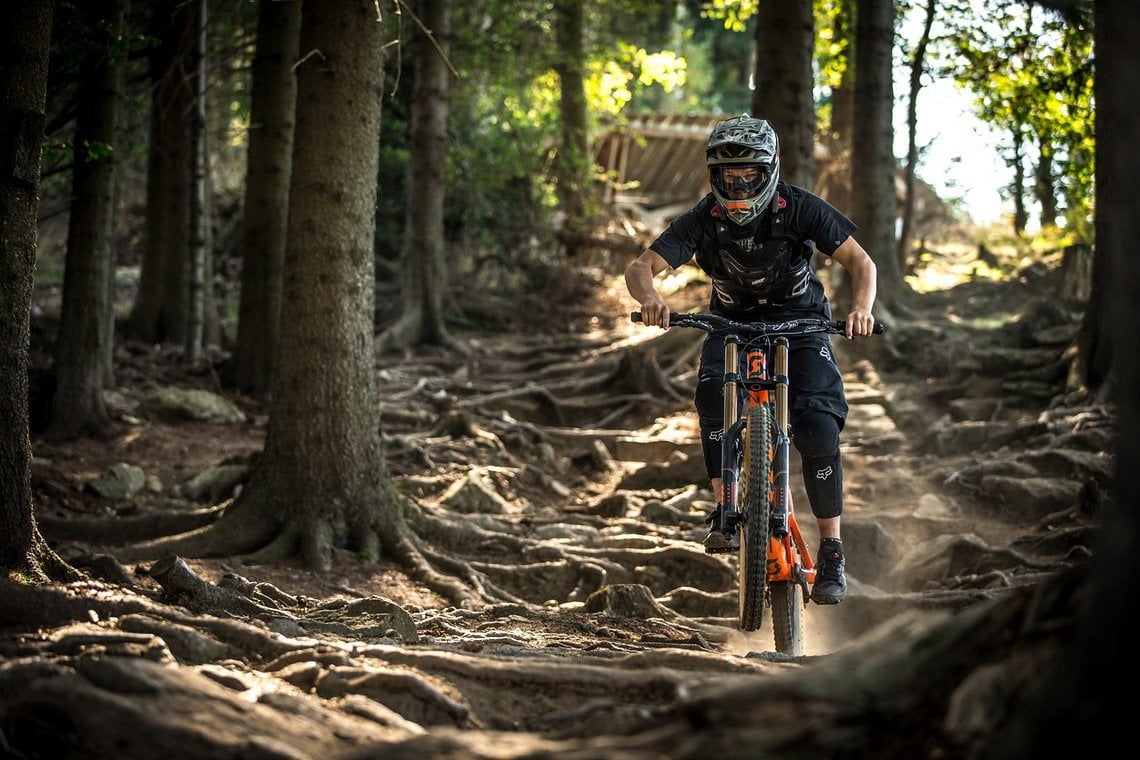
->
[745, 341, 816, 586]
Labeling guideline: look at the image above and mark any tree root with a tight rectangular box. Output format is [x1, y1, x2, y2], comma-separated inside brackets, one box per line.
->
[110, 499, 281, 564]
[37, 504, 227, 545]
[146, 554, 296, 619]
[2, 526, 85, 584]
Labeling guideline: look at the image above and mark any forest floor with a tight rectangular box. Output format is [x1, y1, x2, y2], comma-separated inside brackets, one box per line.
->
[5, 243, 1114, 758]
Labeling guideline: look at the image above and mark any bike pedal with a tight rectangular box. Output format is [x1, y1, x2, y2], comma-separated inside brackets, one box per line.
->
[704, 545, 738, 555]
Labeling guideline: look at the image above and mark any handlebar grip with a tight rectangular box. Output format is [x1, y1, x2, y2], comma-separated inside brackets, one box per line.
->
[833, 320, 885, 335]
[630, 311, 643, 323]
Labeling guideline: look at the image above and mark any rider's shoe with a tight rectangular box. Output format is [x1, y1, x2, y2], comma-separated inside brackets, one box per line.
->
[703, 506, 739, 553]
[811, 538, 847, 604]
[703, 528, 739, 552]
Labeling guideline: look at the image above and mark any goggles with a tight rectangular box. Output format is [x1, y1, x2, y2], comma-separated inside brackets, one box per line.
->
[711, 164, 771, 199]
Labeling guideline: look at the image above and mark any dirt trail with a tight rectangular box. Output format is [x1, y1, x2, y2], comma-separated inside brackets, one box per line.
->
[4, 260, 1111, 757]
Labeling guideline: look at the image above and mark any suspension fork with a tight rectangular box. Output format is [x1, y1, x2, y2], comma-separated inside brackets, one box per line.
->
[770, 337, 791, 539]
[718, 334, 741, 532]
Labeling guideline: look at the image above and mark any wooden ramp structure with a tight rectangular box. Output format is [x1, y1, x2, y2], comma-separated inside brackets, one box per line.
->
[592, 113, 720, 215]
[591, 112, 952, 249]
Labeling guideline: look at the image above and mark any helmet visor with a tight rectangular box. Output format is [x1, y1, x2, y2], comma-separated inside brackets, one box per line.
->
[710, 164, 772, 201]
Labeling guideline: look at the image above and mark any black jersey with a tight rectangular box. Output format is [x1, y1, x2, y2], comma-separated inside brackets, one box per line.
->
[649, 183, 857, 320]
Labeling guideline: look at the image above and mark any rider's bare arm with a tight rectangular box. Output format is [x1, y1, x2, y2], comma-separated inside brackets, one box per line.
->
[830, 236, 878, 338]
[624, 248, 674, 328]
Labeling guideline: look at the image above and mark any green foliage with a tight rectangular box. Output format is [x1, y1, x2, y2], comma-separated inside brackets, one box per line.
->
[935, 0, 1094, 240]
[814, 0, 853, 92]
[79, 140, 113, 161]
[700, 0, 757, 32]
[402, 0, 715, 291]
[588, 42, 688, 115]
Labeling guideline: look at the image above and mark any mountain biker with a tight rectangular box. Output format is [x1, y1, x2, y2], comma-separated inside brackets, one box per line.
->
[624, 113, 878, 605]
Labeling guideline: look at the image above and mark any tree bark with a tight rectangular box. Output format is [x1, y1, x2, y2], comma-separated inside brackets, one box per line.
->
[822, 0, 855, 211]
[1011, 127, 1027, 234]
[751, 0, 814, 189]
[226, 0, 301, 396]
[186, 0, 209, 361]
[850, 0, 909, 315]
[0, 0, 80, 582]
[1033, 137, 1057, 227]
[227, 0, 402, 570]
[128, 0, 195, 346]
[554, 0, 588, 253]
[896, 0, 934, 278]
[997, 0, 1140, 752]
[376, 0, 458, 353]
[46, 0, 127, 442]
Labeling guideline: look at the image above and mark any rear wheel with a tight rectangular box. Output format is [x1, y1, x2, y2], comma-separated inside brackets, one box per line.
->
[738, 404, 772, 631]
[770, 579, 803, 655]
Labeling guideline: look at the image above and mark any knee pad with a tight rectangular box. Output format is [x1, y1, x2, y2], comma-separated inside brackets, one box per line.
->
[695, 375, 723, 479]
[794, 411, 843, 519]
[793, 410, 840, 459]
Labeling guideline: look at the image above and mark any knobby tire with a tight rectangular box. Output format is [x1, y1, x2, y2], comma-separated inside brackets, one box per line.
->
[738, 403, 771, 632]
[770, 580, 803, 655]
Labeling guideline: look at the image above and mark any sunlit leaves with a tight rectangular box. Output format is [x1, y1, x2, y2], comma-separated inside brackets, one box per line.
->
[700, 0, 758, 32]
[933, 0, 1094, 235]
[584, 43, 687, 116]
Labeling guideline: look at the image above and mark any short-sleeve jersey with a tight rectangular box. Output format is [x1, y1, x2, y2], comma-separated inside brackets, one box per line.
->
[649, 183, 857, 320]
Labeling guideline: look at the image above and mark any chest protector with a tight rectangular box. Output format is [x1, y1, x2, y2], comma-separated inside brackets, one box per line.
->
[695, 193, 812, 313]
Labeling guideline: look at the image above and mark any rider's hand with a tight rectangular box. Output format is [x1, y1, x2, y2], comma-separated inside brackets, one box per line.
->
[639, 295, 671, 328]
[844, 308, 875, 339]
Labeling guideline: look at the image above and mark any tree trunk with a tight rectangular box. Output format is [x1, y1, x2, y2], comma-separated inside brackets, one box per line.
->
[1033, 138, 1057, 227]
[823, 0, 855, 209]
[46, 0, 127, 442]
[0, 0, 79, 582]
[998, 0, 1140, 752]
[225, 0, 401, 570]
[896, 0, 934, 278]
[376, 0, 456, 353]
[186, 0, 209, 361]
[226, 0, 300, 396]
[752, 0, 814, 188]
[1011, 128, 1027, 235]
[128, 0, 195, 346]
[850, 0, 908, 315]
[554, 0, 588, 254]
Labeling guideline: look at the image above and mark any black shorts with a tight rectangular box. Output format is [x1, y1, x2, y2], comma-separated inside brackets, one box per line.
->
[695, 332, 848, 427]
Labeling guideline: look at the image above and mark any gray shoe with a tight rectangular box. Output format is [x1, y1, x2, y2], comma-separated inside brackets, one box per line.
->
[811, 539, 847, 604]
[704, 528, 739, 553]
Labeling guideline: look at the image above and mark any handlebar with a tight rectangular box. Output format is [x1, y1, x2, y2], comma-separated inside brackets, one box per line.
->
[630, 311, 885, 337]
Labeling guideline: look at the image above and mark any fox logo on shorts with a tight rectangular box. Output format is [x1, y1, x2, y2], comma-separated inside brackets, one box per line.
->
[815, 466, 833, 480]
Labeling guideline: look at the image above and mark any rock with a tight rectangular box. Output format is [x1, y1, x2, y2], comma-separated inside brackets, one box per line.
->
[89, 463, 146, 500]
[302, 597, 419, 643]
[582, 583, 672, 619]
[142, 388, 247, 424]
[178, 464, 250, 502]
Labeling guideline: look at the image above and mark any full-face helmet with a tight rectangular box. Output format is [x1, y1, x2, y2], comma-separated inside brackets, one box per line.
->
[706, 114, 780, 226]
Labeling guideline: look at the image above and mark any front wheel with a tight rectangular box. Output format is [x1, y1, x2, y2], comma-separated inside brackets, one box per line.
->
[738, 403, 772, 632]
[770, 580, 803, 655]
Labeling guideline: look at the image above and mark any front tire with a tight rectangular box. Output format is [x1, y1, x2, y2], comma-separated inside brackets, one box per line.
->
[770, 580, 803, 655]
[738, 404, 772, 632]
